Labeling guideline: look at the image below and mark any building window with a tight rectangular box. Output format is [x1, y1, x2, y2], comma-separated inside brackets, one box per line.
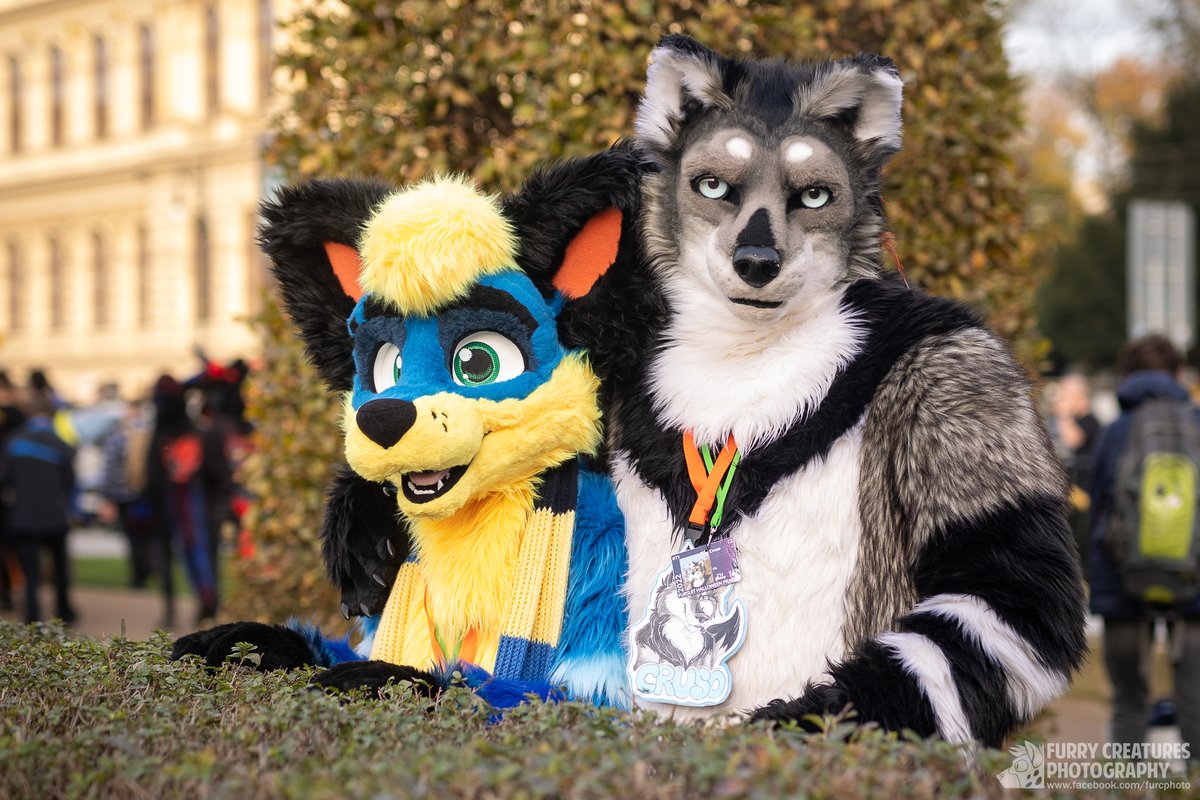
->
[195, 217, 210, 321]
[205, 4, 220, 116]
[94, 36, 108, 139]
[7, 240, 20, 332]
[50, 46, 64, 147]
[246, 209, 268, 313]
[258, 0, 273, 104]
[8, 56, 20, 153]
[139, 25, 155, 129]
[48, 235, 63, 330]
[138, 224, 150, 327]
[92, 231, 107, 328]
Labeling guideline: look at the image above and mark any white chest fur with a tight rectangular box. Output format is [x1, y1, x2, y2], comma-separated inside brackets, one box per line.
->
[614, 418, 865, 720]
[647, 287, 864, 451]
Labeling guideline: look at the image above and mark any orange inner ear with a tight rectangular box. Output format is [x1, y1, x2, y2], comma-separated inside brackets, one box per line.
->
[552, 207, 623, 300]
[323, 242, 364, 301]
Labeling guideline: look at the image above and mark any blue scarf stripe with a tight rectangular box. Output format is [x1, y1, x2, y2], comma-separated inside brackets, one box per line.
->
[494, 636, 556, 681]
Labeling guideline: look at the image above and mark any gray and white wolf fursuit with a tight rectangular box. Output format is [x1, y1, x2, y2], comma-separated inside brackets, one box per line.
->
[605, 36, 1087, 745]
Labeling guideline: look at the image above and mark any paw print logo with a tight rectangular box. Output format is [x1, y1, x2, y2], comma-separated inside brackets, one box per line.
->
[997, 741, 1044, 789]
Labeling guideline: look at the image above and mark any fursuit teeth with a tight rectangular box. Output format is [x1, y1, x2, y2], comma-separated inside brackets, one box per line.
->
[370, 459, 579, 682]
[402, 465, 469, 504]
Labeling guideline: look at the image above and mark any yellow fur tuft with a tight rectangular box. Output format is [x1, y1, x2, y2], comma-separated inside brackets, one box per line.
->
[359, 175, 517, 315]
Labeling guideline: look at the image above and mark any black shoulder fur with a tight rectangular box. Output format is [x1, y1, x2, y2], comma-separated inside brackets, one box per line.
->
[258, 178, 393, 392]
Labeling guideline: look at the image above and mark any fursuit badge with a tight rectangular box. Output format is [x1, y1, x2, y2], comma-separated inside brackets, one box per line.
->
[628, 543, 746, 708]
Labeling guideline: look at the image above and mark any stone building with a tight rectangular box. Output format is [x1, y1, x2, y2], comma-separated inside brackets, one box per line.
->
[0, 0, 289, 403]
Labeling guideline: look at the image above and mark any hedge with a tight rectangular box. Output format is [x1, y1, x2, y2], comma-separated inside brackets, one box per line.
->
[2, 621, 1192, 799]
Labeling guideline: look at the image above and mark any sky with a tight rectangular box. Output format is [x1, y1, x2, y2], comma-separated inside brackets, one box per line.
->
[1004, 0, 1167, 78]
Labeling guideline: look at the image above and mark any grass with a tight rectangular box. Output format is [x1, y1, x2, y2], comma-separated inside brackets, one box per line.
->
[0, 621, 1195, 799]
[71, 556, 230, 596]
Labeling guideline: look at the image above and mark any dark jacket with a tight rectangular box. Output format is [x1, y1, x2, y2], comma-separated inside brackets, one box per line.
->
[1088, 370, 1200, 618]
[0, 416, 76, 534]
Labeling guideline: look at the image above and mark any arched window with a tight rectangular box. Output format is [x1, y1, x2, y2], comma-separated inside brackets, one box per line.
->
[49, 46, 64, 146]
[48, 235, 63, 330]
[7, 240, 20, 332]
[138, 224, 150, 327]
[94, 36, 108, 139]
[258, 0, 273, 104]
[8, 56, 21, 153]
[139, 25, 155, 129]
[93, 231, 107, 327]
[195, 216, 210, 321]
[205, 4, 220, 116]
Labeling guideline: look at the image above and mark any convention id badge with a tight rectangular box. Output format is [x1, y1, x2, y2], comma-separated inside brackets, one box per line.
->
[671, 537, 741, 598]
[627, 548, 746, 708]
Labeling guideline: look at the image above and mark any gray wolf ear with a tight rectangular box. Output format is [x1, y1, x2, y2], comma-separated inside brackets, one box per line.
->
[636, 35, 731, 158]
[258, 177, 393, 392]
[800, 54, 904, 157]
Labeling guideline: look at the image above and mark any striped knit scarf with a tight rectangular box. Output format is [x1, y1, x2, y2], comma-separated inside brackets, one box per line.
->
[370, 460, 578, 681]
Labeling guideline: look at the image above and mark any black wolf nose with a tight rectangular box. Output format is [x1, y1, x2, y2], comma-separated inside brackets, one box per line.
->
[733, 245, 781, 288]
[356, 399, 417, 448]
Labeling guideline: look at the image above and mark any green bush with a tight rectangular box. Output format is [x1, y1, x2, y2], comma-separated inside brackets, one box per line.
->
[5, 621, 1182, 799]
[230, 0, 1046, 623]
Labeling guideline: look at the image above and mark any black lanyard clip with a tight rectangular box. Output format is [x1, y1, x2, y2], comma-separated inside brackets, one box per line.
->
[685, 521, 710, 548]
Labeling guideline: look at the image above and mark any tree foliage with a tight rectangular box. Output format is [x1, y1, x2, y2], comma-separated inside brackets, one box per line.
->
[1036, 214, 1127, 370]
[1127, 81, 1200, 207]
[232, 0, 1044, 622]
[1037, 77, 1200, 371]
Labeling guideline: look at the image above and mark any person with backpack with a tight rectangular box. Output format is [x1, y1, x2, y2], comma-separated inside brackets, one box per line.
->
[1088, 334, 1200, 754]
[100, 400, 153, 589]
[0, 393, 77, 623]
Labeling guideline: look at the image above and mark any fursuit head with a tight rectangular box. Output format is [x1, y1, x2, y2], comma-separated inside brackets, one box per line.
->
[607, 36, 1088, 746]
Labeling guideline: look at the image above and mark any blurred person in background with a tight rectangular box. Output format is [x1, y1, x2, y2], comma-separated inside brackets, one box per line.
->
[1088, 334, 1200, 753]
[0, 370, 25, 611]
[188, 359, 250, 592]
[27, 368, 77, 448]
[0, 371, 24, 440]
[1052, 372, 1101, 557]
[145, 375, 229, 626]
[100, 400, 154, 589]
[0, 393, 78, 624]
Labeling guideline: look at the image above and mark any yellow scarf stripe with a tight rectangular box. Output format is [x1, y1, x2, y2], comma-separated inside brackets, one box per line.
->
[371, 558, 430, 668]
[527, 506, 573, 647]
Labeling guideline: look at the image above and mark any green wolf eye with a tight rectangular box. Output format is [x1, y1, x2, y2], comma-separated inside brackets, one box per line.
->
[372, 342, 402, 391]
[694, 175, 731, 200]
[798, 187, 832, 209]
[452, 331, 525, 387]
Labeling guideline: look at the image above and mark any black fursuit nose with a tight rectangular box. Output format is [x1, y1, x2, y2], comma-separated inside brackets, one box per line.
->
[733, 245, 781, 288]
[356, 398, 418, 448]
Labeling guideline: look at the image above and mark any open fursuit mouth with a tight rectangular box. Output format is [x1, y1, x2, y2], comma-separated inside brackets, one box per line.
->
[400, 464, 470, 503]
[730, 297, 783, 309]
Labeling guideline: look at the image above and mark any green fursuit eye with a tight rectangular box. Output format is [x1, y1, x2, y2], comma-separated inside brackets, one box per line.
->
[450, 331, 526, 387]
[453, 342, 500, 385]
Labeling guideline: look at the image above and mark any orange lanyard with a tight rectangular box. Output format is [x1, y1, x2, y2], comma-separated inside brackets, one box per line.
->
[682, 432, 738, 537]
[424, 591, 478, 666]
